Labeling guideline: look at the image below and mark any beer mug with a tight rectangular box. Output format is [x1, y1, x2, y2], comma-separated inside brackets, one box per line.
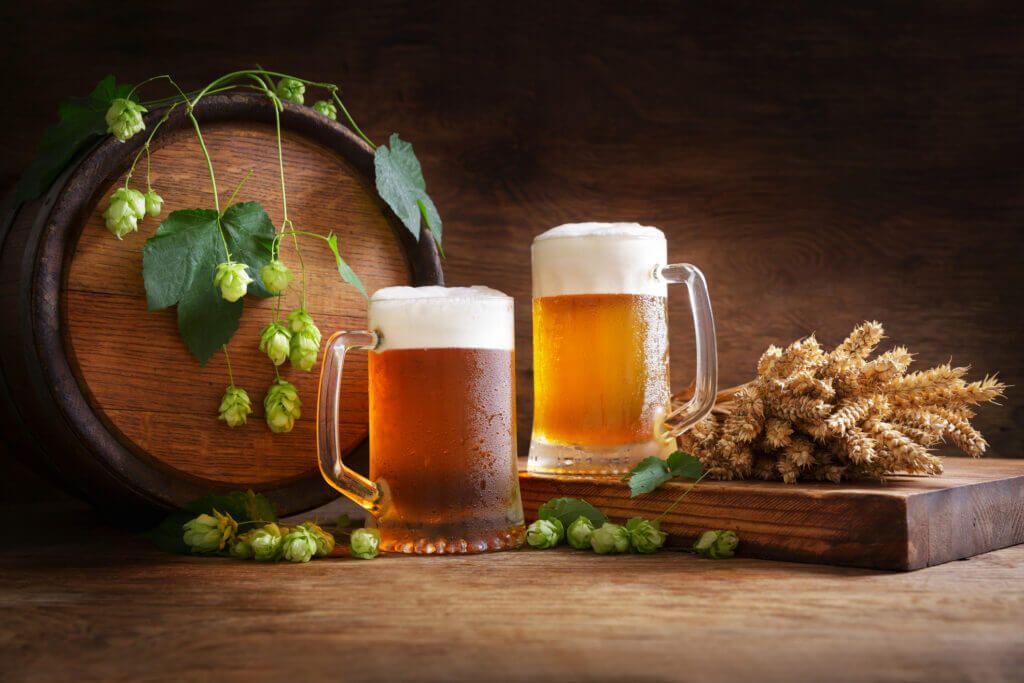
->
[317, 286, 526, 553]
[528, 223, 717, 475]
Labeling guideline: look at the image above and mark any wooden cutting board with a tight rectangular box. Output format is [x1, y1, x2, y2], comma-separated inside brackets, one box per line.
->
[518, 456, 1024, 570]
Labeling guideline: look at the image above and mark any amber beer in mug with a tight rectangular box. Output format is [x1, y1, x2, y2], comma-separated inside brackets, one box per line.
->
[528, 223, 718, 475]
[317, 286, 525, 553]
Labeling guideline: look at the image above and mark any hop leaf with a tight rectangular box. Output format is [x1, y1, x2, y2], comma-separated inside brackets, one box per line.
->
[102, 187, 146, 239]
[349, 528, 380, 559]
[259, 322, 292, 366]
[214, 261, 254, 303]
[105, 97, 147, 142]
[625, 517, 667, 553]
[312, 100, 337, 119]
[142, 203, 276, 365]
[280, 526, 318, 563]
[623, 451, 704, 497]
[144, 189, 163, 217]
[218, 386, 253, 427]
[260, 259, 292, 294]
[590, 523, 629, 554]
[264, 380, 301, 433]
[526, 518, 564, 549]
[373, 133, 443, 247]
[289, 329, 320, 371]
[275, 78, 305, 105]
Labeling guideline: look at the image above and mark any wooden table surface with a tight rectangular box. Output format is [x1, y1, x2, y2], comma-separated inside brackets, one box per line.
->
[2, 501, 1021, 682]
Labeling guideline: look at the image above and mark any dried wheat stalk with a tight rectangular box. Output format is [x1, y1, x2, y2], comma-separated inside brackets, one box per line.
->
[665, 321, 1007, 483]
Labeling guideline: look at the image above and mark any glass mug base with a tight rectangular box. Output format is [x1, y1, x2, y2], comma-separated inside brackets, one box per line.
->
[375, 520, 526, 554]
[526, 436, 676, 476]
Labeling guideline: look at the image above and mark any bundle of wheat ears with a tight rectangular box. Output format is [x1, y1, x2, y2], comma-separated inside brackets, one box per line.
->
[665, 321, 1006, 483]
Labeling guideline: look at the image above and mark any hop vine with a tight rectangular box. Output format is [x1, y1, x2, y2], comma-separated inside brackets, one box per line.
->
[18, 68, 446, 432]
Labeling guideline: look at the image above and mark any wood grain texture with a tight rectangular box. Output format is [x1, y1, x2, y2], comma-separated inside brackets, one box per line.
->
[520, 456, 1024, 570]
[1, 500, 1022, 682]
[1, 1, 1021, 509]
[64, 122, 407, 485]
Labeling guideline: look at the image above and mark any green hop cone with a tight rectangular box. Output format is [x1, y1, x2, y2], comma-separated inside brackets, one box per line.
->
[286, 309, 321, 342]
[229, 535, 254, 560]
[289, 329, 320, 372]
[693, 530, 739, 559]
[526, 518, 564, 549]
[182, 510, 238, 553]
[105, 98, 147, 142]
[217, 386, 253, 427]
[213, 261, 253, 303]
[312, 100, 337, 119]
[264, 379, 301, 433]
[349, 528, 380, 559]
[275, 77, 305, 105]
[144, 189, 163, 217]
[281, 526, 319, 563]
[566, 516, 596, 550]
[250, 523, 284, 561]
[260, 259, 292, 295]
[590, 523, 630, 554]
[300, 522, 336, 558]
[102, 187, 146, 239]
[258, 322, 292, 366]
[625, 517, 667, 554]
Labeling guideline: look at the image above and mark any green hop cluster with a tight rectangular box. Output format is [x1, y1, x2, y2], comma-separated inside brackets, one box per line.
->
[590, 523, 630, 554]
[144, 189, 163, 217]
[218, 386, 253, 427]
[214, 262, 253, 302]
[250, 523, 285, 561]
[693, 530, 739, 559]
[625, 518, 667, 554]
[287, 309, 321, 371]
[260, 259, 293, 294]
[566, 516, 595, 549]
[275, 78, 305, 105]
[281, 526, 319, 563]
[230, 534, 254, 559]
[102, 187, 146, 239]
[182, 510, 238, 553]
[300, 522, 336, 558]
[349, 528, 380, 559]
[526, 518, 564, 549]
[105, 98, 147, 142]
[312, 100, 337, 119]
[264, 379, 301, 433]
[258, 322, 292, 366]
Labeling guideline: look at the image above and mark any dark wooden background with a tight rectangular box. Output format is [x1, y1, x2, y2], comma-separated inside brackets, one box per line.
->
[2, 0, 1021, 504]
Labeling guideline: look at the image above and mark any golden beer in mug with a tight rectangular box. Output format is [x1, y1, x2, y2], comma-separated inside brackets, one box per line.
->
[528, 223, 718, 475]
[317, 286, 525, 553]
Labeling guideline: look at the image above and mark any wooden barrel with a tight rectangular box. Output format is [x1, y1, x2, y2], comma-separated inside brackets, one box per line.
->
[0, 93, 443, 517]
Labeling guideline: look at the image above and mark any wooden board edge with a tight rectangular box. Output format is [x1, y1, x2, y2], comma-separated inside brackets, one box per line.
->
[904, 471, 1024, 569]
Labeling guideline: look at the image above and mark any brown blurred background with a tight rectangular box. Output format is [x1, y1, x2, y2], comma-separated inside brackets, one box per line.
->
[2, 0, 1022, 503]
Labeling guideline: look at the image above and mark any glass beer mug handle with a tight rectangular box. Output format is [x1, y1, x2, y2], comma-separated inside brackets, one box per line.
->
[316, 330, 383, 514]
[656, 263, 718, 435]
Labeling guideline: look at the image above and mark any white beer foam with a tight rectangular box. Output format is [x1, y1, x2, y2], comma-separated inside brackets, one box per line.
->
[369, 286, 514, 351]
[532, 222, 668, 297]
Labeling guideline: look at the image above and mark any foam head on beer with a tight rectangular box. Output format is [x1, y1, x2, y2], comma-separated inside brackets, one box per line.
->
[532, 222, 668, 298]
[369, 285, 514, 352]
